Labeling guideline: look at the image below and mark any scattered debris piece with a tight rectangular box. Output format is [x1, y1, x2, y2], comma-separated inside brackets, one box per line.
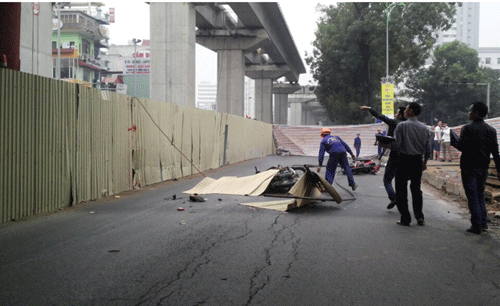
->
[115, 195, 121, 199]
[90, 211, 95, 214]
[177, 207, 185, 211]
[108, 250, 120, 253]
[172, 194, 177, 200]
[180, 220, 186, 225]
[218, 198, 222, 201]
[189, 195, 205, 202]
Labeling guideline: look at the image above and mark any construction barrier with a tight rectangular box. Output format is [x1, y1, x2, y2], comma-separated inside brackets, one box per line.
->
[0, 69, 274, 224]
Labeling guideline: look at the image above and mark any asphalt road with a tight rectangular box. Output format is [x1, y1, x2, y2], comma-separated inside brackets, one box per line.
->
[2, 155, 500, 306]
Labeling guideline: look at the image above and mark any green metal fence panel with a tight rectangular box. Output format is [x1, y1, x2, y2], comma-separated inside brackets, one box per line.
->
[110, 92, 132, 195]
[76, 85, 93, 203]
[0, 69, 274, 224]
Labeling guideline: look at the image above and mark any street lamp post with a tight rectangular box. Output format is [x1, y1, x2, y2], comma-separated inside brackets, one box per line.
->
[384, 2, 405, 80]
[132, 38, 142, 97]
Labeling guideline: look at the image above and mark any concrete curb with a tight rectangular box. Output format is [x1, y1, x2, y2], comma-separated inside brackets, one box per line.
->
[422, 171, 466, 199]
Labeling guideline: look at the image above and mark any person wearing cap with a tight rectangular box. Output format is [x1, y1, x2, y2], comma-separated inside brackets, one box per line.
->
[317, 128, 358, 191]
[360, 105, 406, 209]
[354, 133, 361, 158]
[374, 128, 384, 160]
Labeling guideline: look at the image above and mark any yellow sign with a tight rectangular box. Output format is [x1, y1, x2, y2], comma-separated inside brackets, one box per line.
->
[381, 83, 394, 119]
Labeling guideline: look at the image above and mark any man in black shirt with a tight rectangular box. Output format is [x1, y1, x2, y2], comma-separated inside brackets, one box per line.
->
[455, 101, 500, 234]
[360, 105, 406, 209]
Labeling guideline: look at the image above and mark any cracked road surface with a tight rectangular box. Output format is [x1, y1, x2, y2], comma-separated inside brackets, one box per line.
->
[2, 156, 500, 305]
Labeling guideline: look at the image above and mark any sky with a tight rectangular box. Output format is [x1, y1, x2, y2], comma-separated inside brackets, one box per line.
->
[102, 1, 500, 85]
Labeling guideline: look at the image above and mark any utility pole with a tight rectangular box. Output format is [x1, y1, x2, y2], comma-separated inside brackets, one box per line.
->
[56, 2, 61, 79]
[132, 38, 141, 97]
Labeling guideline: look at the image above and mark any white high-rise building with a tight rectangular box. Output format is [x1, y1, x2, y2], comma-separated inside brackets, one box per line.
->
[436, 2, 480, 49]
[196, 81, 217, 111]
[244, 77, 255, 118]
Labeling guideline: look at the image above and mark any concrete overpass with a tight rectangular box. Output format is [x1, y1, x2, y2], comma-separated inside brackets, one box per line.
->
[150, 2, 306, 124]
[288, 85, 331, 126]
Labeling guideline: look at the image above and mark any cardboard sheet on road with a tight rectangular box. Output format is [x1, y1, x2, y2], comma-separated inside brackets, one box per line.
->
[183, 169, 280, 196]
[184, 168, 342, 212]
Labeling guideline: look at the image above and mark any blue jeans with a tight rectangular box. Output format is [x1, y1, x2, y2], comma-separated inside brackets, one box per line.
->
[383, 152, 398, 202]
[325, 152, 355, 187]
[461, 169, 488, 230]
[378, 146, 386, 159]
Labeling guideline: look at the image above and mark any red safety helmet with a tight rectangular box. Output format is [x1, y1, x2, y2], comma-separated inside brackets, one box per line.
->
[320, 128, 331, 137]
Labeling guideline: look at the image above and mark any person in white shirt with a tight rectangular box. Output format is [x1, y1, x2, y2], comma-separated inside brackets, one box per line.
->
[434, 121, 442, 160]
[441, 122, 452, 162]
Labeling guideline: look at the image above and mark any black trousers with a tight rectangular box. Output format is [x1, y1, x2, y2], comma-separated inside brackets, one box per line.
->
[395, 154, 424, 224]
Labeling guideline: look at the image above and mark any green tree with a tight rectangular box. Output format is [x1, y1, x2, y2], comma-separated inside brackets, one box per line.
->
[403, 41, 500, 126]
[306, 2, 456, 124]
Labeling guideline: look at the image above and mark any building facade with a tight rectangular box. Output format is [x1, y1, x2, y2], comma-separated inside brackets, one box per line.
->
[0, 3, 53, 77]
[477, 48, 500, 70]
[52, 4, 110, 86]
[99, 41, 151, 98]
[436, 2, 480, 49]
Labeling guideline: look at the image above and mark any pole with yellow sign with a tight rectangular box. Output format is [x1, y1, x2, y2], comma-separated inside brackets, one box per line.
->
[381, 83, 394, 119]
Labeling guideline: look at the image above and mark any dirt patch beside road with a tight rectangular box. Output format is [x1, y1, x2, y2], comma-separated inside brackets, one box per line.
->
[423, 159, 500, 232]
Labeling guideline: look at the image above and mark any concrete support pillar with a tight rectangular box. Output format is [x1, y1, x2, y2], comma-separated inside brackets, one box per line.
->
[290, 102, 302, 126]
[274, 94, 288, 124]
[216, 50, 245, 116]
[272, 83, 301, 125]
[254, 78, 273, 123]
[302, 107, 316, 125]
[150, 2, 196, 107]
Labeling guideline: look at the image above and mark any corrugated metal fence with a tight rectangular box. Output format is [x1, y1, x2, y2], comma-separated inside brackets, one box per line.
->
[0, 69, 274, 224]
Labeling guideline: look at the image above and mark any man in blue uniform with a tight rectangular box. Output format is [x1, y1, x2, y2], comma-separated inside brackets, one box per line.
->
[317, 128, 358, 191]
[354, 133, 361, 158]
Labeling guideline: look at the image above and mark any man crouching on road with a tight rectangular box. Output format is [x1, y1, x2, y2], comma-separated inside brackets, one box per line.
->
[317, 128, 358, 191]
[393, 102, 432, 226]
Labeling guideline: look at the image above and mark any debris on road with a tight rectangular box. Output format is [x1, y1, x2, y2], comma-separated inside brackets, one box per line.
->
[189, 195, 205, 202]
[177, 207, 185, 211]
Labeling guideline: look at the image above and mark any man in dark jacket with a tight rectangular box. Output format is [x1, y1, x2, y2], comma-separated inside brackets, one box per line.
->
[360, 105, 406, 209]
[455, 101, 500, 234]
